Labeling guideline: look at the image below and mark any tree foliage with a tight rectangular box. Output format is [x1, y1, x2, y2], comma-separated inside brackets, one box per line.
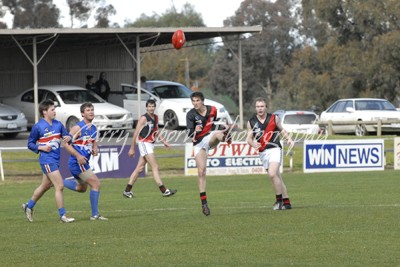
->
[2, 0, 60, 28]
[0, 0, 117, 28]
[94, 4, 116, 28]
[279, 0, 400, 110]
[66, 0, 100, 28]
[209, 0, 299, 118]
[126, 3, 205, 28]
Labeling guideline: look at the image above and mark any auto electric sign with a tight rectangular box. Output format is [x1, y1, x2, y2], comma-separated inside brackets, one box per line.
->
[303, 139, 384, 173]
[185, 142, 267, 176]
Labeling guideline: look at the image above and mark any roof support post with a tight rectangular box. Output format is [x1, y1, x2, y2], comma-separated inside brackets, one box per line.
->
[32, 36, 39, 123]
[136, 35, 142, 119]
[238, 38, 243, 129]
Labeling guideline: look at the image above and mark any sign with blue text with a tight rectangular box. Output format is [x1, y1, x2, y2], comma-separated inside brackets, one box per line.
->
[303, 139, 384, 173]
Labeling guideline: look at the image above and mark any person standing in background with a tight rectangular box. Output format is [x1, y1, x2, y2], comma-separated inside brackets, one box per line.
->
[140, 75, 148, 90]
[85, 75, 98, 94]
[95, 72, 111, 101]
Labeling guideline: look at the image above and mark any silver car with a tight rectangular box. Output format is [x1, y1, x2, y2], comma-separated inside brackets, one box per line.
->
[274, 110, 320, 134]
[2, 85, 133, 132]
[0, 103, 28, 138]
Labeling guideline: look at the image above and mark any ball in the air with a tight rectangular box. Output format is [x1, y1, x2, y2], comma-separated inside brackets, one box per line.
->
[172, 29, 186, 50]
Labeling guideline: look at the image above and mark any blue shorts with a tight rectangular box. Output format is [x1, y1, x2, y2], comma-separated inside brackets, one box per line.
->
[68, 161, 91, 179]
[40, 163, 60, 174]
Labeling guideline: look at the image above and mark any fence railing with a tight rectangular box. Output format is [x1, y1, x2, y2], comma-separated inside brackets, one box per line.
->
[0, 147, 34, 181]
[318, 120, 400, 136]
[0, 144, 186, 181]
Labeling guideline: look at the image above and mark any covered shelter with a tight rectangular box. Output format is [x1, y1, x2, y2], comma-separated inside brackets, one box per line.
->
[0, 26, 262, 128]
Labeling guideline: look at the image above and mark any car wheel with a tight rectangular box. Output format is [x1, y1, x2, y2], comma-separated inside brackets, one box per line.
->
[164, 110, 179, 130]
[3, 132, 19, 138]
[66, 116, 80, 132]
[355, 122, 368, 136]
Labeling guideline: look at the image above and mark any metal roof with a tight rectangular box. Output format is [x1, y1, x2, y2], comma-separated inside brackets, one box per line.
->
[0, 26, 262, 49]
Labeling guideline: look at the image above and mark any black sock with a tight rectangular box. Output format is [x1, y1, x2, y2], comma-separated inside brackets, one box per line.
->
[276, 194, 283, 202]
[200, 192, 207, 205]
[159, 185, 166, 193]
[283, 198, 290, 205]
[125, 184, 132, 192]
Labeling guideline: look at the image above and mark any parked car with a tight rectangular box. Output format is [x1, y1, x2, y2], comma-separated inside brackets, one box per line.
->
[0, 103, 28, 138]
[2, 85, 133, 132]
[319, 98, 400, 136]
[115, 80, 233, 130]
[273, 110, 320, 134]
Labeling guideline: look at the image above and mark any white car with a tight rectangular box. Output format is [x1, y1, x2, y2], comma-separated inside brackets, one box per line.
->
[2, 85, 133, 132]
[116, 81, 233, 130]
[273, 110, 320, 134]
[319, 98, 400, 136]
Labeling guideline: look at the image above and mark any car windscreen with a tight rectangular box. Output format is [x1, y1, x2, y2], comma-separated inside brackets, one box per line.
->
[152, 85, 192, 99]
[57, 90, 105, 104]
[283, 114, 317, 124]
[354, 100, 396, 111]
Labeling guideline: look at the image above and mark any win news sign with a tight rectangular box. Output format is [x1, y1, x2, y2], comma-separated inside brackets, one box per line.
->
[185, 142, 266, 176]
[303, 139, 384, 173]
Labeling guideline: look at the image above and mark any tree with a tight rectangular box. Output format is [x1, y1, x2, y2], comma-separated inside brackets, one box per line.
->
[209, 0, 299, 118]
[0, 1, 6, 28]
[127, 3, 205, 28]
[278, 0, 400, 110]
[2, 0, 60, 28]
[66, 0, 100, 28]
[94, 4, 116, 28]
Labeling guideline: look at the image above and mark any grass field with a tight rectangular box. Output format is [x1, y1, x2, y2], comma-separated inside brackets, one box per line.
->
[1, 170, 399, 266]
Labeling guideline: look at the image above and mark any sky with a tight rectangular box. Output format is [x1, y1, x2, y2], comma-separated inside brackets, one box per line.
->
[2, 0, 245, 28]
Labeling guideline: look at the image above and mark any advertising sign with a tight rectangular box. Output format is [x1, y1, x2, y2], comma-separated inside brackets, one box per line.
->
[304, 139, 384, 173]
[185, 142, 267, 176]
[60, 145, 144, 179]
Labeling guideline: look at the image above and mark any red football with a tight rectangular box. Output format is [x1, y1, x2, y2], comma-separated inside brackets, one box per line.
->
[172, 29, 186, 50]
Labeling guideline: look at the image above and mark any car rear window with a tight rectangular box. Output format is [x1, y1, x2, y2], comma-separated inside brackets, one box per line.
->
[354, 100, 396, 111]
[283, 114, 317, 124]
[58, 90, 104, 104]
[153, 85, 192, 99]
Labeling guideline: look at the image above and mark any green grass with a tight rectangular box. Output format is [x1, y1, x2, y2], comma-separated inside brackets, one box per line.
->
[1, 171, 399, 266]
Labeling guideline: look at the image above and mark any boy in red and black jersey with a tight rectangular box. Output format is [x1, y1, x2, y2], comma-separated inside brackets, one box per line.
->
[186, 105, 217, 146]
[246, 97, 294, 210]
[123, 99, 177, 198]
[186, 92, 230, 216]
